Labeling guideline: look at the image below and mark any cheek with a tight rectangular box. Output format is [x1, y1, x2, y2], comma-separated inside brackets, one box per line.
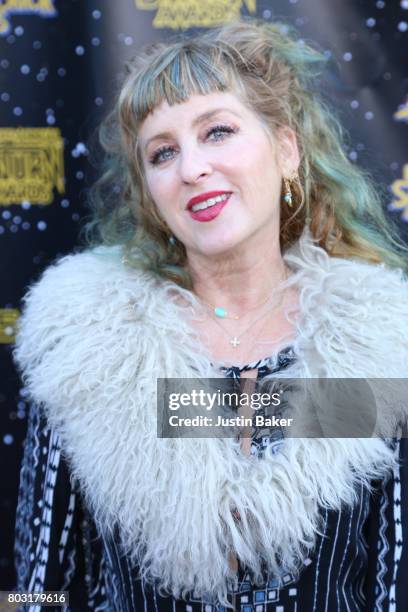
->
[220, 148, 256, 174]
[145, 171, 172, 211]
[222, 137, 276, 178]
[145, 173, 183, 230]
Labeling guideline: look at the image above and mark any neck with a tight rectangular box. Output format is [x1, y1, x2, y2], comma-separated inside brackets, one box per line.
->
[187, 240, 287, 315]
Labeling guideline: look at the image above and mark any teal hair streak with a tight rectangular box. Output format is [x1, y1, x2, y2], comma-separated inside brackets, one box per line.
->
[81, 18, 408, 287]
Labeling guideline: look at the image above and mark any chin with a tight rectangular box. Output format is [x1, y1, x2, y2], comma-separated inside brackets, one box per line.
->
[193, 234, 246, 258]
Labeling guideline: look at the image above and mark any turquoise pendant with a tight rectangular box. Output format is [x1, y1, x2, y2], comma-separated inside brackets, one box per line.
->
[214, 307, 227, 318]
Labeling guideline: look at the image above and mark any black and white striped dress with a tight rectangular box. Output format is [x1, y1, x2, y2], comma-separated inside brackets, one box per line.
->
[15, 347, 408, 611]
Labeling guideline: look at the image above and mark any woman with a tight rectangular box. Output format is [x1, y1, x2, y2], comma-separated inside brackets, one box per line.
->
[13, 19, 408, 611]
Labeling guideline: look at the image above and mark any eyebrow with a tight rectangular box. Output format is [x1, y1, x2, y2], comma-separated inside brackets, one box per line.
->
[142, 107, 242, 152]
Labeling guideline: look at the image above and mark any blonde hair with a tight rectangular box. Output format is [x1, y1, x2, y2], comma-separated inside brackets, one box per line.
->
[82, 19, 407, 287]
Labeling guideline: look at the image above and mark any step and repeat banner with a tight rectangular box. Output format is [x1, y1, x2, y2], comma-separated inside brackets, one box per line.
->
[0, 0, 407, 589]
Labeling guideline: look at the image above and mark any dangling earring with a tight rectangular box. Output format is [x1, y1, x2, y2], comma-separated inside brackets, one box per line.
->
[283, 176, 293, 208]
[169, 235, 176, 246]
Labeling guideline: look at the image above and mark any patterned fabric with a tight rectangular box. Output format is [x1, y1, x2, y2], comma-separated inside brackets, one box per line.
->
[220, 346, 295, 457]
[15, 347, 408, 611]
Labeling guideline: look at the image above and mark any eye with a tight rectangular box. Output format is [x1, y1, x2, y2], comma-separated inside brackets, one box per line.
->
[205, 124, 237, 141]
[148, 124, 237, 166]
[149, 145, 176, 166]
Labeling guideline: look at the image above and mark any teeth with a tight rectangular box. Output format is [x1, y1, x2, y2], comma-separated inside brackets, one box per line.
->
[191, 193, 230, 212]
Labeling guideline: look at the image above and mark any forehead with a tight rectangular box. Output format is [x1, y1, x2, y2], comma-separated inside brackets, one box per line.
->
[139, 91, 251, 137]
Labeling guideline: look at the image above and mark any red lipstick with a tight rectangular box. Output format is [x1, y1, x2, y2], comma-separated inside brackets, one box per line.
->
[187, 191, 232, 223]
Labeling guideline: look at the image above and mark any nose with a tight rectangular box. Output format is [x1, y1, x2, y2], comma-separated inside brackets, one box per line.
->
[178, 147, 212, 184]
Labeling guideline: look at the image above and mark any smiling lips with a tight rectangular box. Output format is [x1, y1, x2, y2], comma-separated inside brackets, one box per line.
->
[187, 191, 232, 222]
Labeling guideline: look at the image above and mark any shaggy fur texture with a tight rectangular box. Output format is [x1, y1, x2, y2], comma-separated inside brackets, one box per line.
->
[13, 231, 408, 605]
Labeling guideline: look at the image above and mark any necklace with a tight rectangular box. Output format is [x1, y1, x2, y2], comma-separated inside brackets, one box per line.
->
[199, 292, 273, 321]
[196, 267, 290, 322]
[209, 290, 285, 348]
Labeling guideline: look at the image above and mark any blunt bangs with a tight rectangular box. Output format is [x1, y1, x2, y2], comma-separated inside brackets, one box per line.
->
[126, 42, 244, 122]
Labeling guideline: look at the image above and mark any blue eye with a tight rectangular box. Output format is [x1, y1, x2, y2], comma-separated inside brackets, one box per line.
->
[206, 124, 236, 140]
[149, 146, 175, 166]
[149, 124, 237, 166]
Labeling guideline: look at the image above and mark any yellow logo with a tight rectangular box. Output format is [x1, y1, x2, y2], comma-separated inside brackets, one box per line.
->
[0, 128, 65, 206]
[394, 102, 408, 123]
[135, 0, 256, 29]
[0, 309, 19, 344]
[0, 0, 57, 36]
[390, 164, 408, 221]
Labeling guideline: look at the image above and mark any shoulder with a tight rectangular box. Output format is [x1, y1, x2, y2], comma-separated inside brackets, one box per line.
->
[12, 245, 161, 399]
[15, 244, 156, 326]
[19, 245, 127, 303]
[14, 247, 118, 362]
[285, 231, 408, 378]
[286, 230, 408, 311]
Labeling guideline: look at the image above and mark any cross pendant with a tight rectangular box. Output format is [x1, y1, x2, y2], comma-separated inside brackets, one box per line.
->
[230, 337, 240, 348]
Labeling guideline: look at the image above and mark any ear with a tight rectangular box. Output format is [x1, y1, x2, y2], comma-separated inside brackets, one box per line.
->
[276, 126, 300, 176]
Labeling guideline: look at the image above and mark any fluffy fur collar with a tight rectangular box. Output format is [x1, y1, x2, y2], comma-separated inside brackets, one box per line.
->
[14, 232, 408, 605]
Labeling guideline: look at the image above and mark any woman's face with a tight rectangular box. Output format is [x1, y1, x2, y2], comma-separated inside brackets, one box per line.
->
[138, 91, 299, 259]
